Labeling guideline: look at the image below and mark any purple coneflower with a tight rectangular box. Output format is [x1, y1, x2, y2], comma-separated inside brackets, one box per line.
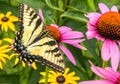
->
[85, 3, 120, 71]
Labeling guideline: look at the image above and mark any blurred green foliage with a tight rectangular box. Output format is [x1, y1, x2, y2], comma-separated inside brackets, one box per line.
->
[0, 0, 120, 84]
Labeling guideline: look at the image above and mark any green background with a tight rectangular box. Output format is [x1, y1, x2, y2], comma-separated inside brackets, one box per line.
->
[0, 0, 120, 84]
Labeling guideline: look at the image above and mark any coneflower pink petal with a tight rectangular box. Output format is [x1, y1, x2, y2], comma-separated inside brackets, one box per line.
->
[70, 43, 87, 50]
[59, 26, 72, 33]
[38, 9, 44, 21]
[61, 31, 83, 39]
[105, 67, 120, 81]
[59, 44, 76, 65]
[61, 39, 83, 44]
[86, 28, 98, 39]
[101, 40, 111, 61]
[89, 61, 106, 78]
[89, 61, 117, 82]
[85, 13, 101, 26]
[50, 24, 59, 28]
[111, 6, 118, 12]
[98, 3, 110, 13]
[79, 80, 113, 84]
[95, 34, 104, 41]
[102, 40, 120, 71]
[110, 42, 120, 71]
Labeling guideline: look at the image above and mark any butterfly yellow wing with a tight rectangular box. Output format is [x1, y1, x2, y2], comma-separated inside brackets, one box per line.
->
[13, 3, 65, 73]
[19, 3, 44, 46]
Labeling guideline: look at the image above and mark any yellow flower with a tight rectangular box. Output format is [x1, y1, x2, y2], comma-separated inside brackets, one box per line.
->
[39, 68, 80, 84]
[0, 11, 18, 32]
[0, 39, 12, 69]
[9, 38, 37, 70]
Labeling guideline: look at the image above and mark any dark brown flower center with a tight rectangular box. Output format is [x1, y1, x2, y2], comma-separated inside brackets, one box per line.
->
[45, 25, 61, 42]
[56, 75, 65, 83]
[1, 17, 9, 22]
[97, 12, 120, 40]
[117, 76, 120, 84]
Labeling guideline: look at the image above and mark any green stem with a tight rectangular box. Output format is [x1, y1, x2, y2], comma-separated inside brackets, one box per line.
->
[56, 0, 62, 26]
[20, 67, 31, 84]
[45, 66, 50, 84]
[65, 0, 71, 6]
[102, 61, 107, 68]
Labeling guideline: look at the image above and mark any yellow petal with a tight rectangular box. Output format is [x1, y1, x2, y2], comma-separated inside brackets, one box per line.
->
[0, 13, 5, 24]
[0, 40, 3, 45]
[40, 72, 46, 76]
[49, 70, 58, 76]
[50, 83, 57, 84]
[0, 21, 2, 25]
[66, 72, 75, 77]
[31, 62, 37, 70]
[70, 76, 80, 80]
[6, 11, 12, 17]
[0, 45, 9, 50]
[7, 22, 16, 32]
[9, 16, 18, 22]
[9, 53, 18, 59]
[3, 38, 13, 44]
[39, 79, 45, 83]
[0, 54, 9, 59]
[0, 61, 3, 69]
[0, 48, 12, 53]
[0, 13, 5, 18]
[64, 68, 70, 75]
[1, 23, 8, 32]
[9, 54, 14, 60]
[68, 81, 78, 84]
[0, 57, 6, 63]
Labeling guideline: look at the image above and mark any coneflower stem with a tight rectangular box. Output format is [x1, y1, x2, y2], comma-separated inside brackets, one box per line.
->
[102, 60, 107, 68]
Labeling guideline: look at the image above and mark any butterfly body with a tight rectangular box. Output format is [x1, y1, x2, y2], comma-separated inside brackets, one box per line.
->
[13, 3, 65, 73]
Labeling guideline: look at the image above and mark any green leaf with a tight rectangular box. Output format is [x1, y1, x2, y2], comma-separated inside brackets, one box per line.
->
[58, 0, 64, 10]
[45, 0, 64, 12]
[10, 0, 19, 7]
[19, 0, 46, 11]
[84, 39, 102, 66]
[61, 11, 88, 23]
[0, 75, 19, 84]
[0, 1, 18, 14]
[87, 0, 96, 11]
[66, 5, 87, 13]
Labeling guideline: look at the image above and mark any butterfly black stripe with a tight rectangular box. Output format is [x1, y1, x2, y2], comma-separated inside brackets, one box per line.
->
[28, 30, 47, 45]
[55, 53, 61, 57]
[45, 47, 59, 53]
[26, 6, 30, 11]
[35, 18, 42, 29]
[27, 19, 42, 44]
[43, 40, 56, 46]
[58, 59, 64, 63]
[28, 13, 37, 26]
[30, 10, 34, 16]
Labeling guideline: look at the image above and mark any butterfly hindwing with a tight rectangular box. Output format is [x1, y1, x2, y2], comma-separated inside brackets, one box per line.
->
[27, 36, 65, 72]
[13, 3, 65, 73]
